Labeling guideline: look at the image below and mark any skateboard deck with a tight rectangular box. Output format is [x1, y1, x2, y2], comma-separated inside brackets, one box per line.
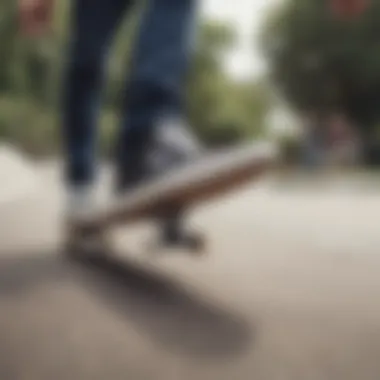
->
[78, 142, 278, 231]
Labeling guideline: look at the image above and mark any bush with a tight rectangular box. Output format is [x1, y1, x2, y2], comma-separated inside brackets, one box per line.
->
[0, 96, 58, 155]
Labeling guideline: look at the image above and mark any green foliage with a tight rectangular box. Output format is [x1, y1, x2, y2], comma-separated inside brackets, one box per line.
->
[0, 0, 271, 155]
[187, 21, 271, 146]
[261, 0, 380, 132]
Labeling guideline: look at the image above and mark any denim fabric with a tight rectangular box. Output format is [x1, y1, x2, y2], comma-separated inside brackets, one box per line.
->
[62, 0, 196, 186]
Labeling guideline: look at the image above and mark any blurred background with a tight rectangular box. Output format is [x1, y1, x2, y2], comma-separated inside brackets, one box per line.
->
[3, 2, 380, 380]
[1, 0, 377, 170]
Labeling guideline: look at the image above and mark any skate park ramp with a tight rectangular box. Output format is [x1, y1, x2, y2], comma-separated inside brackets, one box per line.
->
[0, 144, 38, 204]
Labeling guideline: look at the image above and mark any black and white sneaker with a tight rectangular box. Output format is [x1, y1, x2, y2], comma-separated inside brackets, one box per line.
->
[115, 117, 202, 193]
[114, 117, 205, 250]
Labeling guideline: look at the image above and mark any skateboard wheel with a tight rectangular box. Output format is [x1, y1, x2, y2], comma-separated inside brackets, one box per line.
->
[187, 234, 207, 255]
[161, 227, 207, 255]
[63, 225, 111, 259]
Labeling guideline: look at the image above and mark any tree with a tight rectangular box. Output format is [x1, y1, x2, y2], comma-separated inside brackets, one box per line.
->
[0, 1, 271, 154]
[187, 21, 271, 146]
[261, 0, 380, 136]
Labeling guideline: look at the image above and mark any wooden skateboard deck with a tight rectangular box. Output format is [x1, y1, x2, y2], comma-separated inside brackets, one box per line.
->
[78, 142, 278, 231]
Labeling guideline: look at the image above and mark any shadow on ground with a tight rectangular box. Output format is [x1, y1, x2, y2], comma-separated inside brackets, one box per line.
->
[0, 249, 253, 361]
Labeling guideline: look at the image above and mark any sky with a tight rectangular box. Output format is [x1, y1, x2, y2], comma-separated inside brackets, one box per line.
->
[201, 0, 280, 79]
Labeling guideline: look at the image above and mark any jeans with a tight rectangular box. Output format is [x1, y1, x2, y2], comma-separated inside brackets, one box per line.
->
[62, 0, 197, 187]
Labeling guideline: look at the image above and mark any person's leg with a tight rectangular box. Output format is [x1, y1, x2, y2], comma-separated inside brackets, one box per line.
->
[116, 0, 202, 247]
[62, 0, 130, 193]
[116, 0, 198, 180]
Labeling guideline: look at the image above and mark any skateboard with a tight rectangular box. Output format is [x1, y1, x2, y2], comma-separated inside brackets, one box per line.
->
[65, 142, 278, 256]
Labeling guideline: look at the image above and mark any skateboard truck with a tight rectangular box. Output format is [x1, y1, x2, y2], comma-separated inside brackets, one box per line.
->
[147, 227, 206, 255]
[160, 223, 205, 252]
[64, 222, 111, 258]
[65, 210, 206, 258]
[151, 208, 206, 254]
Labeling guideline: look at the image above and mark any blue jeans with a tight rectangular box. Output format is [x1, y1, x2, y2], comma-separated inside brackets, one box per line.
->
[62, 0, 197, 187]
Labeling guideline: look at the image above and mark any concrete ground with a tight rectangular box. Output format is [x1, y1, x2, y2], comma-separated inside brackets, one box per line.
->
[1, 163, 380, 380]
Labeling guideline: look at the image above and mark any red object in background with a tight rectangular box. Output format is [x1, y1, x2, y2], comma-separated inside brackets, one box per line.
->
[330, 0, 370, 19]
[19, 0, 53, 37]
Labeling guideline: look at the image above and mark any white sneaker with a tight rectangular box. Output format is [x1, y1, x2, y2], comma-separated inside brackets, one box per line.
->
[64, 185, 111, 257]
[65, 185, 97, 224]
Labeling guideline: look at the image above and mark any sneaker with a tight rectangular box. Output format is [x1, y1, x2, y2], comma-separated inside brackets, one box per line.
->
[115, 117, 202, 193]
[65, 184, 97, 224]
[64, 184, 111, 257]
[115, 118, 204, 247]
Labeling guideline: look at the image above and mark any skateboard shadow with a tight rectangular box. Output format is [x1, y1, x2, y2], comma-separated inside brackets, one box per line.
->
[0, 249, 253, 361]
[0, 253, 71, 294]
[73, 253, 253, 360]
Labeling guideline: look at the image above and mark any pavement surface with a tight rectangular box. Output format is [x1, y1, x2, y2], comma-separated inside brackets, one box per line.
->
[0, 144, 38, 203]
[1, 163, 380, 380]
